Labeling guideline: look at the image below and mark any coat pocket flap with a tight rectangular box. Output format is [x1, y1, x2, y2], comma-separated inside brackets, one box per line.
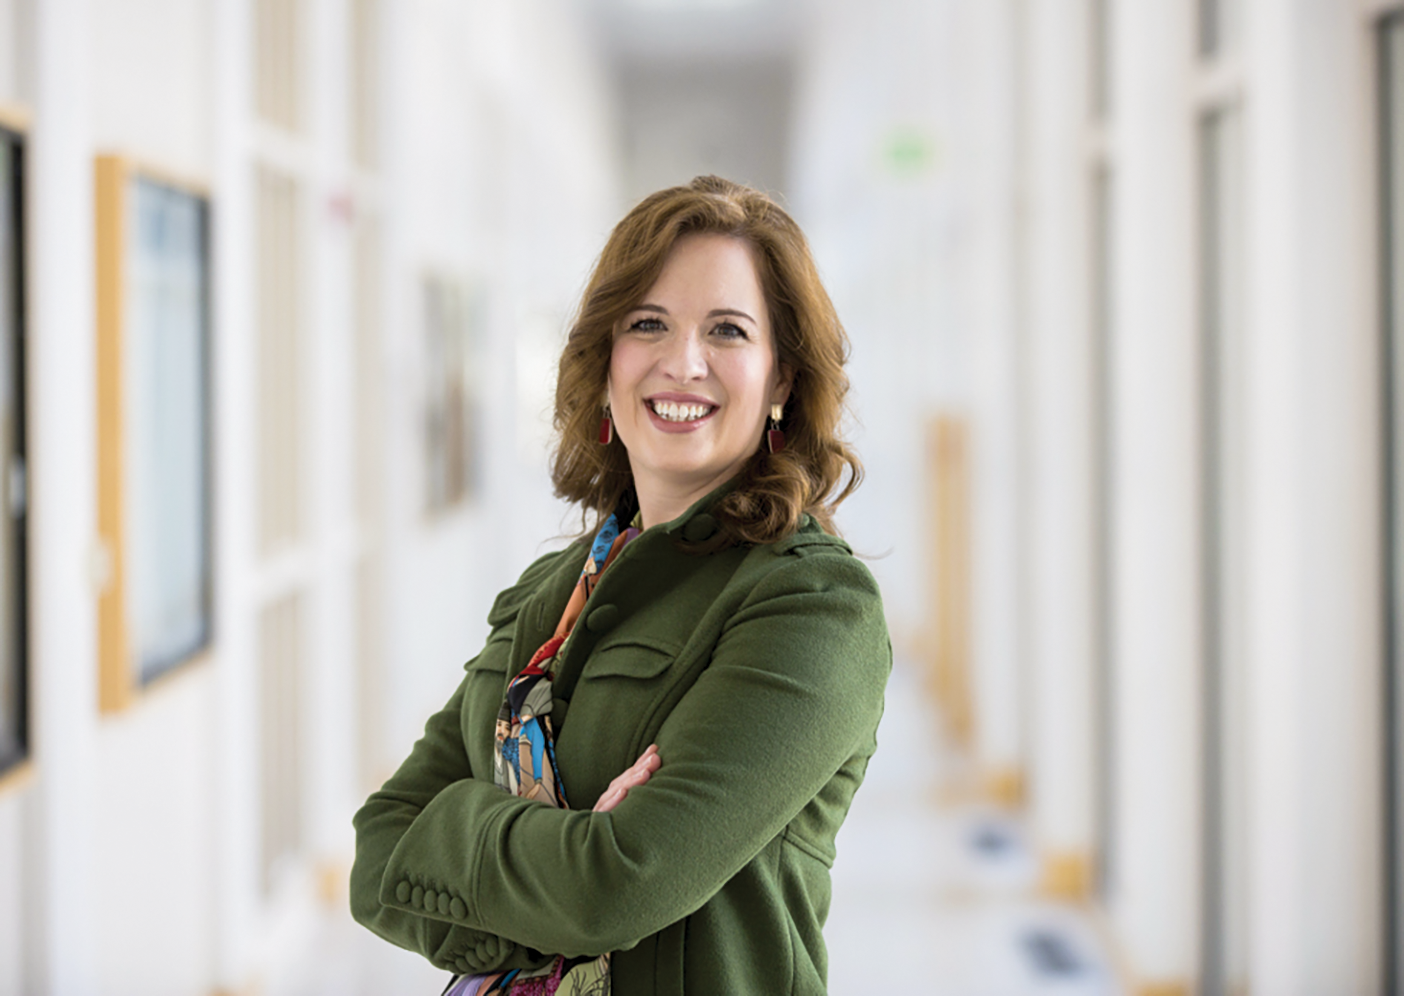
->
[464, 634, 514, 673]
[585, 635, 681, 680]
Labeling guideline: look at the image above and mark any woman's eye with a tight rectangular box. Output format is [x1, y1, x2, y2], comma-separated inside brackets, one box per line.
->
[629, 317, 665, 333]
[712, 322, 749, 340]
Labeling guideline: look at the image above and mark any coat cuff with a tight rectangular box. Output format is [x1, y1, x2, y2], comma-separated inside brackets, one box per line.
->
[377, 777, 534, 931]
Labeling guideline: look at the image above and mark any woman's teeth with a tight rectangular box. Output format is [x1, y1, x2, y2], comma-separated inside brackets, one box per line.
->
[650, 400, 714, 422]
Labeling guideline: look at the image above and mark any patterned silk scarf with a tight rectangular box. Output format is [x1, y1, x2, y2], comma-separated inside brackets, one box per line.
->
[445, 510, 641, 996]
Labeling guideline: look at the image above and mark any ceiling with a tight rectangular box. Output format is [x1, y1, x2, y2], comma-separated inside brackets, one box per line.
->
[582, 0, 807, 203]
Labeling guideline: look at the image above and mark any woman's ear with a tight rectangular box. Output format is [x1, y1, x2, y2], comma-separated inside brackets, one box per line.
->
[772, 363, 796, 407]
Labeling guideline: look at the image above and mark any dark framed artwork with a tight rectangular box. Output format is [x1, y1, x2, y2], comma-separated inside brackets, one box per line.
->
[95, 156, 213, 710]
[1379, 13, 1404, 992]
[0, 123, 27, 779]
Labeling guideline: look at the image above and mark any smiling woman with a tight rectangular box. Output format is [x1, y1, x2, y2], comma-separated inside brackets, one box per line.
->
[350, 176, 889, 996]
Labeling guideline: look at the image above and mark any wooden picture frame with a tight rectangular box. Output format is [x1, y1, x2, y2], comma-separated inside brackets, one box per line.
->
[95, 156, 213, 713]
[0, 121, 28, 782]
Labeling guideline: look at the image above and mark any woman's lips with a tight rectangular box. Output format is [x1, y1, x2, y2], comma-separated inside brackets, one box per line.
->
[644, 397, 718, 433]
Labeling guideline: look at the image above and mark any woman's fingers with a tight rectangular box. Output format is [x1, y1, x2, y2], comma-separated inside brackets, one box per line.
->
[594, 784, 630, 812]
[616, 746, 660, 786]
[593, 745, 660, 812]
[617, 745, 660, 783]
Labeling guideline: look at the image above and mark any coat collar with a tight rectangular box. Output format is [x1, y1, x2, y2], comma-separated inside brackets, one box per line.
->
[653, 476, 739, 545]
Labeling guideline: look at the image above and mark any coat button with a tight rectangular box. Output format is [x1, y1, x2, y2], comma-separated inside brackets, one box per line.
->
[395, 882, 411, 903]
[450, 897, 466, 919]
[682, 514, 718, 543]
[586, 604, 619, 633]
[411, 885, 424, 907]
[423, 889, 438, 912]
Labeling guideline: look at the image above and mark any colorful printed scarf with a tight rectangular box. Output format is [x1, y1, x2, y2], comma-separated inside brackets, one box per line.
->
[444, 510, 641, 996]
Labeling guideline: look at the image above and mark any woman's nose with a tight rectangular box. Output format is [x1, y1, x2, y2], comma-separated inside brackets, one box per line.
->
[659, 328, 708, 382]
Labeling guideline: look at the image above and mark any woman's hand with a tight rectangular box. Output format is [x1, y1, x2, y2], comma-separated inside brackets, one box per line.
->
[593, 744, 661, 813]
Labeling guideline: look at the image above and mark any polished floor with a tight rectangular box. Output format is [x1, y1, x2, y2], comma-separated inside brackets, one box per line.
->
[824, 661, 1120, 995]
[287, 660, 1121, 996]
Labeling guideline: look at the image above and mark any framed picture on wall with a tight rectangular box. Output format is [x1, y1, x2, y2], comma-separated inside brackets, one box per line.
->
[422, 273, 482, 513]
[95, 156, 213, 711]
[0, 123, 28, 780]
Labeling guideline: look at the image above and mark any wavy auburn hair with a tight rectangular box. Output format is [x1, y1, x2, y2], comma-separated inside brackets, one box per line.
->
[551, 176, 863, 545]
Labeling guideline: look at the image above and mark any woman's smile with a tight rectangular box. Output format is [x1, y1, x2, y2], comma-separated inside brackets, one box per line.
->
[645, 392, 719, 429]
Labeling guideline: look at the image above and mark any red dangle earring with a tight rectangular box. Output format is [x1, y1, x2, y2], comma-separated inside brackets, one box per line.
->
[767, 403, 785, 454]
[599, 402, 614, 445]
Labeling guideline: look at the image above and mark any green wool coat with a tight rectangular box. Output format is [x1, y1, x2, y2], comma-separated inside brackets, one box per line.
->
[350, 490, 892, 995]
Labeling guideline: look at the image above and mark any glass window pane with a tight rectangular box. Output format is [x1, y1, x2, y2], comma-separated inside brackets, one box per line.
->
[350, 0, 379, 169]
[125, 177, 211, 683]
[256, 167, 303, 552]
[256, 0, 301, 131]
[1091, 0, 1112, 120]
[1199, 0, 1239, 60]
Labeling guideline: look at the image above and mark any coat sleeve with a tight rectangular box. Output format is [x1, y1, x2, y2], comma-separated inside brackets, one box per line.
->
[349, 672, 554, 975]
[348, 546, 577, 974]
[370, 549, 892, 958]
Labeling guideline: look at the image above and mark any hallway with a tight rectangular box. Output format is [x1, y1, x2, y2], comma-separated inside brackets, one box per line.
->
[0, 0, 1401, 992]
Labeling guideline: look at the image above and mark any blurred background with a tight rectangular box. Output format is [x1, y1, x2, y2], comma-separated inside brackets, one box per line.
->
[0, 0, 1398, 993]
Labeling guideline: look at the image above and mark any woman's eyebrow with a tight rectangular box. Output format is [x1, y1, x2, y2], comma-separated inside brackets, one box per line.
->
[631, 304, 756, 324]
[708, 308, 755, 322]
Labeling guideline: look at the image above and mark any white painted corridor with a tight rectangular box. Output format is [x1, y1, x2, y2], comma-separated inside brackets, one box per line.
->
[1, 1, 1400, 992]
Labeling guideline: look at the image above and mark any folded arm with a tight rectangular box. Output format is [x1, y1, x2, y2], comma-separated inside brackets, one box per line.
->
[350, 674, 552, 975]
[367, 554, 890, 958]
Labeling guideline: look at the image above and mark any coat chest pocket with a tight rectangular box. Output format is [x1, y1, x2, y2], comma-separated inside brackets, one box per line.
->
[581, 634, 681, 682]
[557, 634, 686, 795]
[464, 630, 514, 680]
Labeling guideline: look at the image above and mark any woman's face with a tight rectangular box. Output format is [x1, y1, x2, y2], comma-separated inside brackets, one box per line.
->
[608, 233, 793, 513]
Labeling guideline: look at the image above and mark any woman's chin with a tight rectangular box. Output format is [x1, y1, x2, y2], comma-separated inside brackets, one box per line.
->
[627, 451, 752, 499]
